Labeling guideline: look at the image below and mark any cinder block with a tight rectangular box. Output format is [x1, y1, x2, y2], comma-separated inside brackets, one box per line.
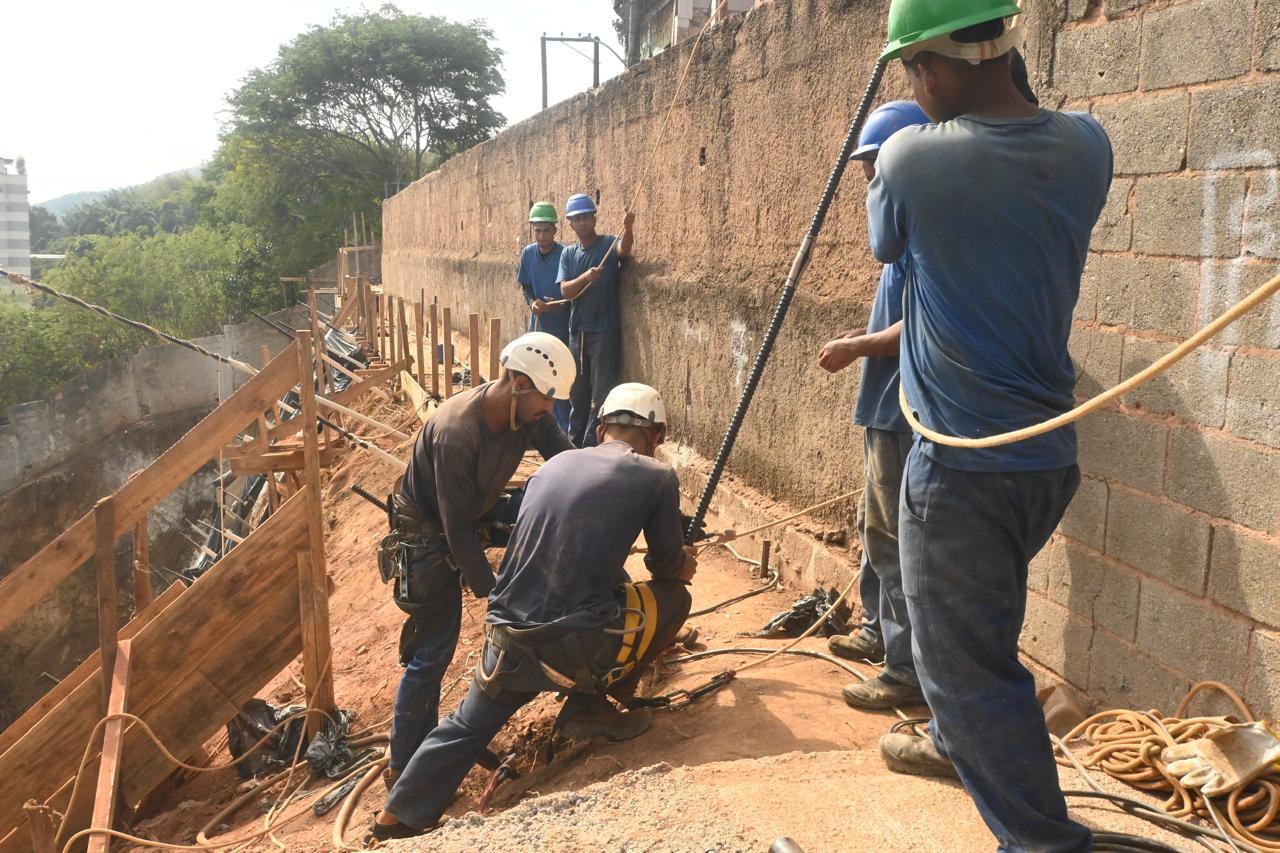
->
[1104, 0, 1154, 14]
[1136, 581, 1251, 684]
[1105, 488, 1211, 593]
[1062, 474, 1109, 551]
[1209, 526, 1280, 626]
[1078, 408, 1166, 493]
[1093, 254, 1201, 337]
[1090, 180, 1133, 252]
[1029, 537, 1059, 594]
[1087, 627, 1191, 714]
[1047, 539, 1140, 639]
[1132, 174, 1246, 258]
[1021, 593, 1092, 687]
[1188, 81, 1280, 170]
[1139, 0, 1252, 89]
[1243, 171, 1280, 260]
[1119, 337, 1229, 428]
[1198, 261, 1280, 349]
[1069, 326, 1123, 400]
[1093, 93, 1188, 175]
[1167, 429, 1280, 533]
[1262, 0, 1280, 71]
[1225, 353, 1280, 448]
[1076, 254, 1101, 322]
[1246, 631, 1280, 722]
[1053, 19, 1140, 97]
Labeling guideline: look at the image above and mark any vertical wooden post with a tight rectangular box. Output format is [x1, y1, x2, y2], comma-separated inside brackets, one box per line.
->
[295, 331, 335, 733]
[131, 519, 151, 611]
[307, 289, 330, 395]
[94, 497, 118, 717]
[442, 306, 454, 398]
[381, 294, 390, 360]
[22, 801, 56, 853]
[468, 313, 481, 385]
[398, 298, 411, 374]
[360, 278, 372, 343]
[261, 345, 282, 513]
[87, 638, 131, 853]
[414, 299, 426, 388]
[429, 300, 440, 397]
[489, 317, 502, 382]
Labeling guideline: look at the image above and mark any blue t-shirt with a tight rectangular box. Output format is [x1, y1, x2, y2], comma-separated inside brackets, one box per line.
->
[517, 242, 569, 340]
[867, 110, 1112, 472]
[853, 257, 911, 433]
[557, 234, 625, 335]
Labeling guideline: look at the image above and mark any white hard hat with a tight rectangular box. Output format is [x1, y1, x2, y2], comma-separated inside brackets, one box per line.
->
[599, 382, 667, 427]
[499, 332, 575, 400]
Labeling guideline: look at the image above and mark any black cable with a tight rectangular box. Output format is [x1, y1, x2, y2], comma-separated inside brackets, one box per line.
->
[685, 60, 888, 544]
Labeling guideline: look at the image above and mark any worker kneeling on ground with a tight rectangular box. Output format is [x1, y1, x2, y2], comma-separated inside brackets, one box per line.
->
[369, 383, 696, 841]
[381, 332, 575, 791]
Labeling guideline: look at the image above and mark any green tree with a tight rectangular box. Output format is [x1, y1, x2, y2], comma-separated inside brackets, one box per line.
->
[28, 206, 66, 253]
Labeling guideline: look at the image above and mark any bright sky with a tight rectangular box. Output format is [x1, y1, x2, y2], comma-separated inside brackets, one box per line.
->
[4, 0, 627, 205]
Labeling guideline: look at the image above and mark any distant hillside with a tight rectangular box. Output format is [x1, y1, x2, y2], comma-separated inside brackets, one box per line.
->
[35, 166, 203, 217]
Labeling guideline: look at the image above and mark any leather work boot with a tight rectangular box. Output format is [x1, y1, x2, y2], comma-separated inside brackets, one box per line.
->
[561, 694, 653, 741]
[363, 813, 427, 846]
[828, 632, 884, 662]
[841, 677, 925, 710]
[879, 731, 960, 779]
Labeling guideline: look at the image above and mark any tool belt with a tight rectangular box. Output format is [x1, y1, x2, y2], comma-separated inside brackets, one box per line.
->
[377, 493, 457, 615]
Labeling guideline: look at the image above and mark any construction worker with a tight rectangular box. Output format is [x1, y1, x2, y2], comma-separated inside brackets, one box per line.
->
[558, 192, 636, 447]
[868, 1, 1111, 850]
[368, 383, 694, 841]
[817, 100, 931, 711]
[518, 201, 572, 431]
[380, 331, 576, 791]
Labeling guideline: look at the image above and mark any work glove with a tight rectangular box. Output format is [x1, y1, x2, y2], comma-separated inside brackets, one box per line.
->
[1162, 721, 1280, 796]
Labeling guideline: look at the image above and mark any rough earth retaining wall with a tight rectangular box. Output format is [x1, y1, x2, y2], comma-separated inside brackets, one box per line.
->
[382, 0, 1280, 714]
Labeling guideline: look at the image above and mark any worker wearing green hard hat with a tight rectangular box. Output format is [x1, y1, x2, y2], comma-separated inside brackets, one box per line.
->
[865, 0, 1112, 850]
[517, 201, 571, 431]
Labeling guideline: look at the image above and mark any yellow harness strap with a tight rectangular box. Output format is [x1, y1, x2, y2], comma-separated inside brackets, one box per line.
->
[610, 582, 660, 683]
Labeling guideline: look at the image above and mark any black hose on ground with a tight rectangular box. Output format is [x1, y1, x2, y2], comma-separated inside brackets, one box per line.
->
[685, 60, 888, 545]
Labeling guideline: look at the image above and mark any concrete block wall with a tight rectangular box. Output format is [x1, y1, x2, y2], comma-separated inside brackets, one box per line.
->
[382, 0, 1280, 714]
[1022, 0, 1280, 715]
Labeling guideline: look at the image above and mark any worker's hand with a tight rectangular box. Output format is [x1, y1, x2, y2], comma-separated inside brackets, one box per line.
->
[1162, 722, 1280, 796]
[583, 265, 602, 284]
[531, 299, 549, 315]
[623, 210, 636, 230]
[676, 546, 698, 582]
[818, 337, 862, 373]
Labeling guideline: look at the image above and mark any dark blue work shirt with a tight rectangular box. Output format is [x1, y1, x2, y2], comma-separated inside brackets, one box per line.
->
[517, 242, 570, 340]
[486, 441, 686, 630]
[867, 110, 1112, 472]
[852, 257, 911, 433]
[557, 234, 625, 335]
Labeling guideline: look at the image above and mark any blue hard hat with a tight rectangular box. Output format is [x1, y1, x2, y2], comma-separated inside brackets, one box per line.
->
[565, 193, 598, 217]
[850, 101, 931, 161]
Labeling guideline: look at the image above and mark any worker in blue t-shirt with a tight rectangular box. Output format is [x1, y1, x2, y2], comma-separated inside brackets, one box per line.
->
[866, 2, 1112, 851]
[557, 193, 636, 447]
[517, 201, 571, 431]
[817, 101, 931, 714]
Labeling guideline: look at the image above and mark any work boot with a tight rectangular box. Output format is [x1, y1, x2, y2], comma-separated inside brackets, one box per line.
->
[560, 694, 653, 741]
[879, 731, 960, 779]
[381, 766, 400, 793]
[672, 625, 700, 648]
[363, 813, 426, 845]
[841, 676, 925, 710]
[827, 631, 883, 662]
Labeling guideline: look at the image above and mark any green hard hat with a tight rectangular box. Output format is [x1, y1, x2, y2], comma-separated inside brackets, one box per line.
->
[528, 201, 558, 223]
[880, 0, 1021, 62]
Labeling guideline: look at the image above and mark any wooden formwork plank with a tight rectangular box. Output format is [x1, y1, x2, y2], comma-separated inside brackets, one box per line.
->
[86, 639, 131, 853]
[258, 358, 407, 446]
[0, 514, 93, 636]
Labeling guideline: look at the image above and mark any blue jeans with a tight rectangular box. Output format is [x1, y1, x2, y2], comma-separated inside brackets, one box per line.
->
[900, 445, 1089, 852]
[387, 582, 463, 772]
[861, 428, 916, 686]
[569, 331, 622, 447]
[528, 315, 573, 432]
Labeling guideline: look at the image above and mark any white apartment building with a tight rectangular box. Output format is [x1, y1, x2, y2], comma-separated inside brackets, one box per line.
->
[0, 157, 31, 305]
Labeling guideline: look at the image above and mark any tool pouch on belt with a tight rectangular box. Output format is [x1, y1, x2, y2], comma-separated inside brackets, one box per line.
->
[377, 494, 458, 615]
[475, 623, 615, 701]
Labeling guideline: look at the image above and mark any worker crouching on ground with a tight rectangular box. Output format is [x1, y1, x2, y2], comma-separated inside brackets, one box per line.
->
[518, 201, 572, 432]
[557, 192, 635, 447]
[869, 0, 1112, 850]
[380, 332, 576, 792]
[818, 100, 931, 712]
[368, 383, 696, 841]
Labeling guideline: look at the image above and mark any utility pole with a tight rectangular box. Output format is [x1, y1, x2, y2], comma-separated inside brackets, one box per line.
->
[541, 34, 548, 110]
[593, 37, 600, 87]
[540, 33, 625, 111]
[627, 0, 643, 66]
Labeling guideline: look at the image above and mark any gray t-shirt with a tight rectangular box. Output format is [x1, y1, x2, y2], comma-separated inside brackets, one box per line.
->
[400, 383, 573, 596]
[486, 440, 687, 630]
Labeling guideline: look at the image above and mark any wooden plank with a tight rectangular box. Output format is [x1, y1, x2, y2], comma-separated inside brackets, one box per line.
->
[0, 582, 184, 757]
[443, 306, 454, 398]
[0, 514, 94, 636]
[307, 289, 331, 399]
[489, 317, 501, 382]
[296, 332, 334, 734]
[94, 499, 118, 717]
[87, 640, 131, 853]
[429, 299, 440, 397]
[468, 313, 481, 385]
[227, 444, 339, 476]
[131, 520, 151, 611]
[258, 359, 406, 445]
[414, 299, 426, 389]
[22, 801, 55, 853]
[398, 298, 411, 375]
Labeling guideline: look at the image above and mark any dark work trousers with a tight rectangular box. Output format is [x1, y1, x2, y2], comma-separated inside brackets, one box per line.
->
[568, 331, 622, 448]
[899, 444, 1090, 852]
[385, 579, 691, 830]
[387, 578, 463, 773]
[862, 428, 917, 687]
